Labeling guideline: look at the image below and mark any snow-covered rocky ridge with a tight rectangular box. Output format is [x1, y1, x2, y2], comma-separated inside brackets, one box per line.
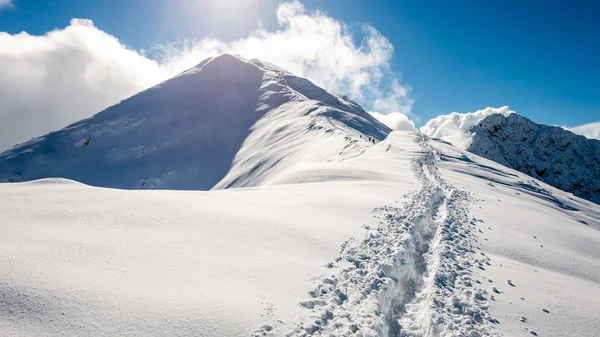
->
[466, 113, 600, 204]
[0, 54, 389, 190]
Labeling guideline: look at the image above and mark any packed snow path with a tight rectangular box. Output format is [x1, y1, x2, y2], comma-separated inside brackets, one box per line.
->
[284, 135, 498, 337]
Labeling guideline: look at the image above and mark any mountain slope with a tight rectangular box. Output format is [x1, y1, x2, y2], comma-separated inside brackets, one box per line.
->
[0, 54, 389, 190]
[2, 132, 599, 337]
[466, 113, 600, 204]
[2, 56, 600, 337]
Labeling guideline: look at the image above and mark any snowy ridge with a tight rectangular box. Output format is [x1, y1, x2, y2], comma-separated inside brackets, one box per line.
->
[281, 134, 497, 337]
[213, 60, 389, 189]
[0, 54, 389, 190]
[466, 113, 600, 204]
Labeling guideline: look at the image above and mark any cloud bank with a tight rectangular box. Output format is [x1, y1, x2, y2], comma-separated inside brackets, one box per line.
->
[0, 0, 412, 150]
[567, 122, 600, 140]
[420, 106, 514, 148]
[369, 112, 416, 131]
[0, 19, 170, 151]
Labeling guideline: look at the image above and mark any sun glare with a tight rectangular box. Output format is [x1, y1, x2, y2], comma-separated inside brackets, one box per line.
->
[177, 0, 261, 31]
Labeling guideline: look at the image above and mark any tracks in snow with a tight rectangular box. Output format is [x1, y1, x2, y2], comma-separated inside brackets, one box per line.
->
[392, 136, 497, 337]
[280, 135, 498, 337]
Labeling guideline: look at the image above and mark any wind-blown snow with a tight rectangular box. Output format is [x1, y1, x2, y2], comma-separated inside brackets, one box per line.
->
[420, 106, 514, 148]
[466, 113, 600, 205]
[0, 54, 390, 190]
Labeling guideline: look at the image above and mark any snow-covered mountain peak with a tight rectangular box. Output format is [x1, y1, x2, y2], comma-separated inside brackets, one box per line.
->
[2, 57, 600, 337]
[466, 112, 600, 204]
[0, 54, 390, 190]
[170, 54, 277, 82]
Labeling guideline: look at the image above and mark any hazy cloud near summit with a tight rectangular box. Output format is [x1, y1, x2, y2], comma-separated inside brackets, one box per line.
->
[420, 106, 515, 148]
[0, 0, 412, 150]
[369, 112, 416, 131]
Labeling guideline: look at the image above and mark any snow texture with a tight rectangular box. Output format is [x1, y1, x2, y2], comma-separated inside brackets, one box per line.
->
[287, 134, 496, 336]
[466, 113, 600, 204]
[0, 54, 390, 190]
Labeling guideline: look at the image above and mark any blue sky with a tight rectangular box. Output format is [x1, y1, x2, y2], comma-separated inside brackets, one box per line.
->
[1, 0, 599, 128]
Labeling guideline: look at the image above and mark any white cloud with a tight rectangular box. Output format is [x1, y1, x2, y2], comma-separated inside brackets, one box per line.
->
[0, 0, 13, 10]
[369, 111, 415, 131]
[155, 1, 411, 112]
[566, 122, 600, 140]
[420, 106, 514, 148]
[0, 0, 411, 150]
[0, 19, 170, 151]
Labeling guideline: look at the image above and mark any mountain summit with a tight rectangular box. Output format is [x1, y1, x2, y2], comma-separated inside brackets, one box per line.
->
[0, 54, 389, 190]
[1, 59, 600, 337]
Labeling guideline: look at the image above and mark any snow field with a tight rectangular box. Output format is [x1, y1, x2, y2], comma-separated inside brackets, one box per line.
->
[282, 134, 497, 336]
[431, 139, 600, 337]
[1, 54, 599, 337]
[2, 131, 599, 337]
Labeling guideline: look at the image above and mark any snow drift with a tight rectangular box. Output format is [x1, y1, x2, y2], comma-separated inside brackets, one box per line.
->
[0, 54, 390, 190]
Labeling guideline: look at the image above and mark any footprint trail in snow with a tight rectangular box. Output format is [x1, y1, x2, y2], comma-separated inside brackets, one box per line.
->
[283, 135, 499, 337]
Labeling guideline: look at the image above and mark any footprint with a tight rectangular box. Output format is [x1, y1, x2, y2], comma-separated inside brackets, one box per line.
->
[520, 316, 527, 322]
[542, 308, 550, 313]
[529, 330, 538, 336]
[299, 299, 326, 309]
[507, 280, 515, 287]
